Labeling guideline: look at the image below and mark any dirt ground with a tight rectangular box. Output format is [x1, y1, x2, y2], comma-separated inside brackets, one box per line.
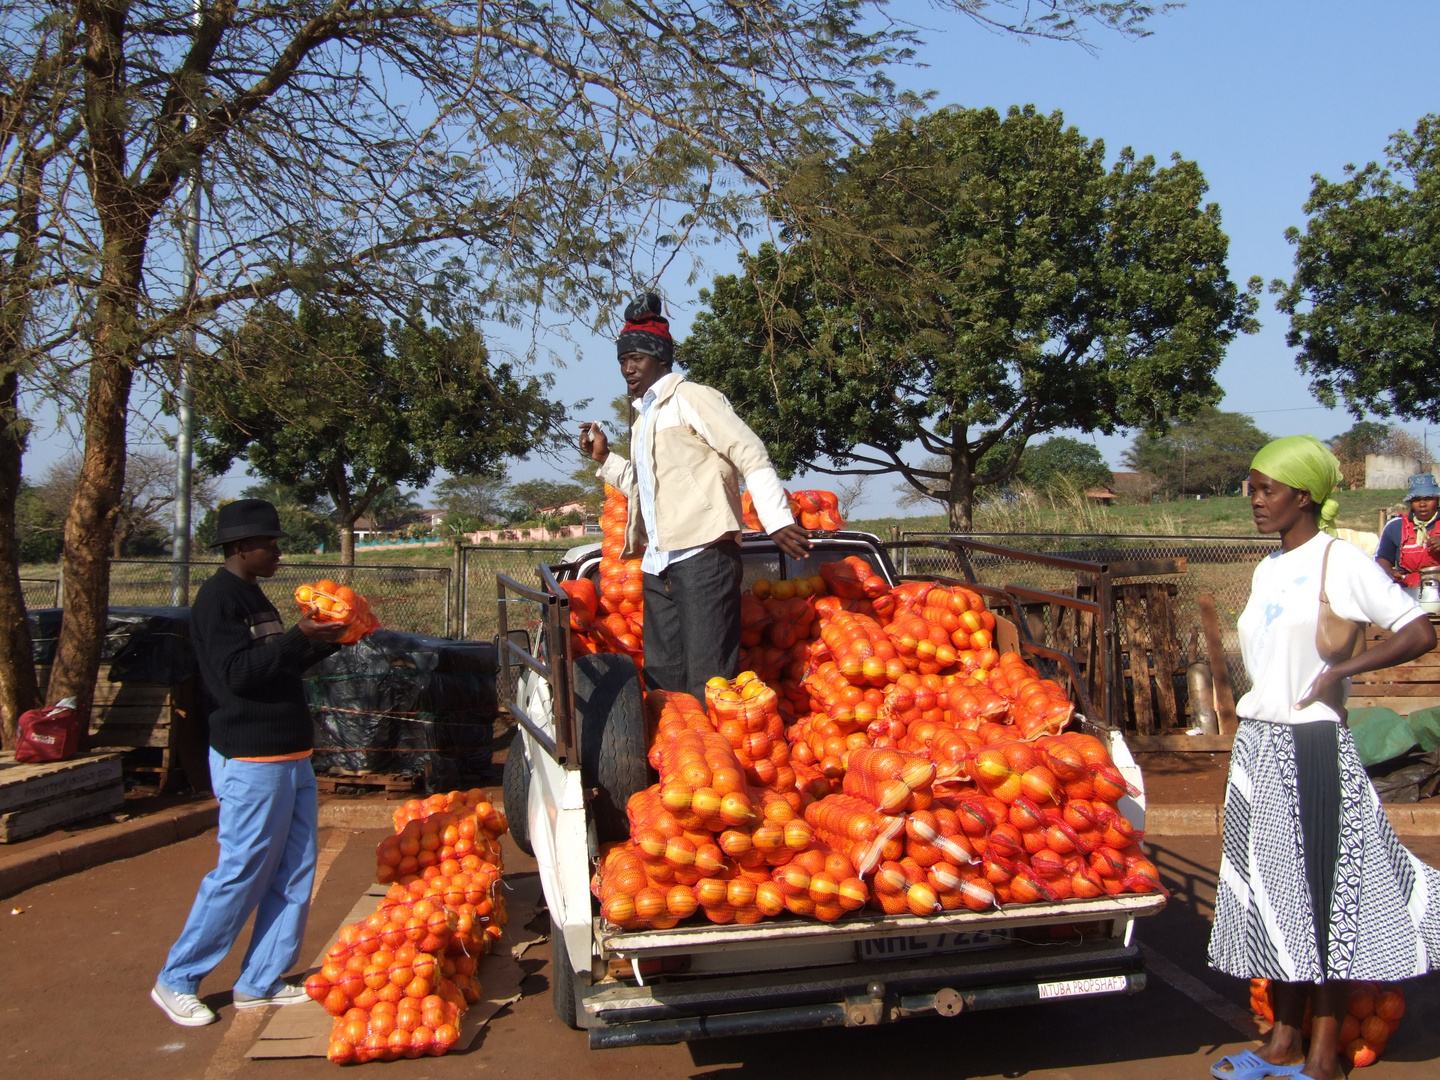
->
[1133, 751, 1233, 804]
[7, 808, 1440, 1080]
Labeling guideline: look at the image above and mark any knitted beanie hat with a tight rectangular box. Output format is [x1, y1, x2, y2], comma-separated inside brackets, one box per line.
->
[615, 293, 673, 365]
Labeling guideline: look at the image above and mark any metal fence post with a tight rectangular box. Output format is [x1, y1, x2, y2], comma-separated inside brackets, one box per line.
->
[1097, 568, 1117, 728]
[451, 542, 463, 638]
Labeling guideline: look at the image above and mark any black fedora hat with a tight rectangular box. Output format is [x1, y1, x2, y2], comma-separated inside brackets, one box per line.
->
[210, 499, 290, 547]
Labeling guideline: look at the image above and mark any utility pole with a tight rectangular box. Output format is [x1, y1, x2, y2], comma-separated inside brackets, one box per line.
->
[171, 2, 202, 606]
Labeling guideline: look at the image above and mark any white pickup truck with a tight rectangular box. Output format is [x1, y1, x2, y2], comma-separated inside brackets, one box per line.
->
[497, 531, 1164, 1050]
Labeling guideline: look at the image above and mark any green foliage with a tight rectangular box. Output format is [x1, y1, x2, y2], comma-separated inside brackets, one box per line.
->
[1327, 420, 1426, 488]
[506, 480, 591, 522]
[1017, 437, 1114, 494]
[680, 106, 1258, 528]
[434, 468, 512, 526]
[195, 481, 339, 556]
[1329, 420, 1395, 462]
[16, 482, 62, 563]
[1276, 115, 1440, 420]
[1122, 406, 1271, 497]
[194, 288, 566, 559]
[570, 394, 635, 510]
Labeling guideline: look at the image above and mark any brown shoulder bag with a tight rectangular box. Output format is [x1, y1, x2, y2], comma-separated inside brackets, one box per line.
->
[1316, 539, 1364, 664]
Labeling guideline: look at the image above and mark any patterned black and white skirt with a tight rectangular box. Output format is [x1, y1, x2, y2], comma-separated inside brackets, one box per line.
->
[1208, 718, 1440, 983]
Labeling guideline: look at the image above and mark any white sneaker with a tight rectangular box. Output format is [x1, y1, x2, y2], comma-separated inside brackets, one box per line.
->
[233, 983, 309, 1009]
[152, 983, 218, 1027]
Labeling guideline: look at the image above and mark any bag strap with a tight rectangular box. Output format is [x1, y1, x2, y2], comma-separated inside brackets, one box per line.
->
[1320, 538, 1334, 604]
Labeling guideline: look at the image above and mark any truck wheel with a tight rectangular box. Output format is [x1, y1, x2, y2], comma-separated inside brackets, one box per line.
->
[502, 737, 533, 857]
[550, 914, 581, 1029]
[573, 652, 649, 843]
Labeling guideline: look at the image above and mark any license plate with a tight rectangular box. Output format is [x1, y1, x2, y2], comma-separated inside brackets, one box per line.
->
[856, 930, 1010, 960]
[1036, 974, 1130, 1000]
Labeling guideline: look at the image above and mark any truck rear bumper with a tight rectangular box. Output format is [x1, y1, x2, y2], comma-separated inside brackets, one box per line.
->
[585, 937, 1146, 1048]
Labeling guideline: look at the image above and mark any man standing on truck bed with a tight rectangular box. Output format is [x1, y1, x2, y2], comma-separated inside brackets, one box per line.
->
[581, 293, 812, 703]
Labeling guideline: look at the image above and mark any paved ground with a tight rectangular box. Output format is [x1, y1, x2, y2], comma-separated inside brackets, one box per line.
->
[6, 822, 1440, 1079]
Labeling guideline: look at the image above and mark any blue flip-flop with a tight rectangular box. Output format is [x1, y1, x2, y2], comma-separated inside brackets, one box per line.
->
[1209, 1050, 1304, 1080]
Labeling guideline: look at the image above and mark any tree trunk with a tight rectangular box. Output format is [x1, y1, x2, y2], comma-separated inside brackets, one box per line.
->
[47, 354, 133, 712]
[0, 369, 40, 746]
[948, 492, 974, 532]
[341, 522, 355, 564]
[948, 423, 976, 532]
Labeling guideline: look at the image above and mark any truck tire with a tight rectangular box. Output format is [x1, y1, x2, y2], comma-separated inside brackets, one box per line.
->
[573, 652, 649, 843]
[502, 737, 533, 857]
[550, 914, 581, 1029]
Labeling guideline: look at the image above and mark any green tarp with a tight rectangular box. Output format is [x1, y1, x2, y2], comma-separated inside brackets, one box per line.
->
[1348, 705, 1440, 766]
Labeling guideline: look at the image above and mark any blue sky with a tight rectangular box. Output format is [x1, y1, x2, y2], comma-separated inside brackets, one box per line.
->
[512, 0, 1440, 516]
[24, 1, 1440, 518]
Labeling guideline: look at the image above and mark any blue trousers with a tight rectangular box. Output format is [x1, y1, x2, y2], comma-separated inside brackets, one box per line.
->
[158, 749, 318, 997]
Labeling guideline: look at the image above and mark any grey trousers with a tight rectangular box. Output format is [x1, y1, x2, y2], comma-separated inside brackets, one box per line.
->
[641, 538, 742, 703]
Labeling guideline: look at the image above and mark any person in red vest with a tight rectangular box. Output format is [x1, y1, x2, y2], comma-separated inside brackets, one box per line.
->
[1377, 473, 1440, 586]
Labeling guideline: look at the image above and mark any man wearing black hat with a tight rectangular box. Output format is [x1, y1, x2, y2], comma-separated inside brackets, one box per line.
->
[582, 294, 812, 702]
[152, 499, 347, 1027]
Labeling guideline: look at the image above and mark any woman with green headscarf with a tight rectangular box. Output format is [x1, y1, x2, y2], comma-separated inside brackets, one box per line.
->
[1207, 435, 1440, 1080]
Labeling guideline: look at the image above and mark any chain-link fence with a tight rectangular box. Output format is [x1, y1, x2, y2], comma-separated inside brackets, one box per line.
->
[20, 578, 60, 608]
[895, 532, 1281, 722]
[94, 560, 455, 637]
[457, 543, 583, 642]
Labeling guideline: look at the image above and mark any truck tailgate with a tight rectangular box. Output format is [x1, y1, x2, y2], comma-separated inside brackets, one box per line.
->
[601, 892, 1164, 958]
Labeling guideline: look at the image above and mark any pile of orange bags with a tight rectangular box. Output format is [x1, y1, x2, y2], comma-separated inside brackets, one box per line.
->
[574, 524, 1165, 932]
[295, 580, 380, 644]
[565, 486, 643, 667]
[1250, 979, 1407, 1069]
[304, 789, 509, 1064]
[740, 488, 844, 532]
[594, 685, 872, 927]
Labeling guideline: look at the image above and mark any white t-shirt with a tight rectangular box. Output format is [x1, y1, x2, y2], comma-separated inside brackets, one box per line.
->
[1235, 532, 1425, 725]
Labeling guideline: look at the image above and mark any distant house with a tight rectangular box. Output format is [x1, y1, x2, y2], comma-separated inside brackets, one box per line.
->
[350, 507, 445, 542]
[537, 501, 587, 520]
[1085, 488, 1116, 505]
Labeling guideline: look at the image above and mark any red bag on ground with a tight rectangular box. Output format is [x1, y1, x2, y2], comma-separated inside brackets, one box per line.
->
[15, 699, 81, 763]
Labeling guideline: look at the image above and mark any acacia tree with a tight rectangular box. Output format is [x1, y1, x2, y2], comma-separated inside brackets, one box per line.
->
[196, 292, 564, 562]
[1329, 421, 1426, 490]
[0, 8, 84, 743]
[1, 0, 1164, 721]
[434, 468, 511, 527]
[1122, 406, 1270, 497]
[680, 106, 1259, 528]
[1276, 115, 1440, 420]
[39, 451, 220, 557]
[1018, 437, 1114, 494]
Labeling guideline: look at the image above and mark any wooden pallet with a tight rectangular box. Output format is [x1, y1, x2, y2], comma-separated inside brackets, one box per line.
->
[0, 752, 125, 842]
[35, 663, 205, 793]
[1116, 581, 1185, 734]
[314, 771, 419, 795]
[1349, 615, 1440, 713]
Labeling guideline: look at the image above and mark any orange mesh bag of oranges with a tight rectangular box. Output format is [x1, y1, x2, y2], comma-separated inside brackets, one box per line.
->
[1249, 979, 1406, 1068]
[295, 579, 380, 644]
[740, 488, 843, 532]
[306, 789, 509, 1064]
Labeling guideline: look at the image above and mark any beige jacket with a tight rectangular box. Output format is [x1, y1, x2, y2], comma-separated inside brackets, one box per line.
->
[597, 374, 793, 561]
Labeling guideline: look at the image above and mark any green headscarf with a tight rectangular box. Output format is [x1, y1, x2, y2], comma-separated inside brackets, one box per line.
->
[1250, 435, 1344, 535]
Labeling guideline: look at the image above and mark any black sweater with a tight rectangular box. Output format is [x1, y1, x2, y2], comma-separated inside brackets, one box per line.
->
[192, 567, 337, 758]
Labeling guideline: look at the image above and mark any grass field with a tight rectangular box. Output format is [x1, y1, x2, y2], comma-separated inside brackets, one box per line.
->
[847, 487, 1408, 539]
